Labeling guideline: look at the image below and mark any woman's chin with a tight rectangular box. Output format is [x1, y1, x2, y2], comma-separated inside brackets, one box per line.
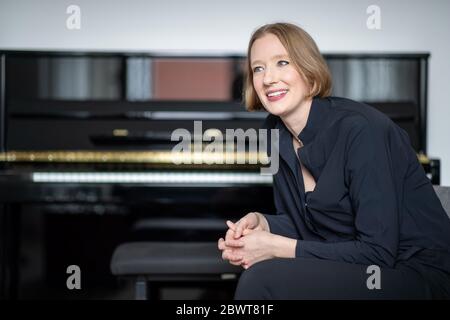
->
[264, 106, 289, 117]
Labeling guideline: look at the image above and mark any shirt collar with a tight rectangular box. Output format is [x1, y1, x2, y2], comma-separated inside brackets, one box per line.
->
[273, 97, 332, 145]
[297, 97, 332, 145]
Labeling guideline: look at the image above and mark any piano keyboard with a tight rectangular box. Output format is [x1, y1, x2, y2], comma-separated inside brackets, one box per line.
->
[31, 171, 274, 184]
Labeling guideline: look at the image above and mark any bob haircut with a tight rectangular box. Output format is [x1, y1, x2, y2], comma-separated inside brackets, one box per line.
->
[244, 22, 332, 111]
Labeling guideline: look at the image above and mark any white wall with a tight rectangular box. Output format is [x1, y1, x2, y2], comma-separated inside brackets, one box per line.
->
[1, 0, 449, 185]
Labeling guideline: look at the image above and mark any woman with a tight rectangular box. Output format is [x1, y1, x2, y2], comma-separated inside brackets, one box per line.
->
[217, 22, 450, 299]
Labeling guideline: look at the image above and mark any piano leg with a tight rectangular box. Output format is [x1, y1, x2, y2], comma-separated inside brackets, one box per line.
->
[0, 204, 21, 300]
[430, 159, 441, 185]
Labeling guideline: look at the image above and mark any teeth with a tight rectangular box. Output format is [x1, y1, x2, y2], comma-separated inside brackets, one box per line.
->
[268, 90, 287, 97]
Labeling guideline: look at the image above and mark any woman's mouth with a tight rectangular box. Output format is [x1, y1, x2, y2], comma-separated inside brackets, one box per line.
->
[266, 89, 288, 102]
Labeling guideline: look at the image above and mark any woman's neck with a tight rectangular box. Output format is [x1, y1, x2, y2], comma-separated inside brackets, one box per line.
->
[280, 97, 313, 139]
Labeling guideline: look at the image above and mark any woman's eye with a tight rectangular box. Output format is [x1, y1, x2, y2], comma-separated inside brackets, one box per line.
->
[278, 60, 289, 66]
[253, 66, 263, 73]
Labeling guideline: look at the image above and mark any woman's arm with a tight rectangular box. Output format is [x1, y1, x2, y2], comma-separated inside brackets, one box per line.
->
[257, 114, 302, 240]
[223, 230, 297, 268]
[262, 177, 302, 239]
[263, 212, 301, 238]
[271, 234, 297, 258]
[235, 210, 297, 260]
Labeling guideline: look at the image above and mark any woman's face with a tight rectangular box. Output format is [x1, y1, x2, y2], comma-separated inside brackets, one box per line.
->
[250, 33, 311, 117]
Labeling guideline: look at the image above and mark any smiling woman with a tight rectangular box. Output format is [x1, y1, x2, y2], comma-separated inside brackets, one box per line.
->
[217, 22, 450, 300]
[251, 35, 310, 116]
[245, 24, 331, 115]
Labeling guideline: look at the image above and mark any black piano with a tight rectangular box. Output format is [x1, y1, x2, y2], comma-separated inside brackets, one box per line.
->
[0, 51, 440, 299]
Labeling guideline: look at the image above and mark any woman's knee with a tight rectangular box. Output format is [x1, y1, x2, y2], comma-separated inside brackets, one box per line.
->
[237, 262, 267, 287]
[234, 260, 277, 300]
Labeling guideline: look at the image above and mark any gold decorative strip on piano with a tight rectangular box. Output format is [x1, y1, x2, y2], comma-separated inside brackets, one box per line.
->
[0, 151, 431, 165]
[0, 151, 269, 165]
[417, 152, 430, 165]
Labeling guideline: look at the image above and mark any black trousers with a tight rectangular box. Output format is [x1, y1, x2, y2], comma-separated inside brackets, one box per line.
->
[234, 258, 431, 300]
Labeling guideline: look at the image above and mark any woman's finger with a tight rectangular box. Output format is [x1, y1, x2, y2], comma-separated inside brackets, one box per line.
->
[226, 220, 236, 231]
[222, 249, 242, 262]
[235, 222, 245, 239]
[218, 238, 225, 250]
[234, 218, 249, 239]
[225, 239, 244, 248]
[230, 260, 243, 266]
[225, 228, 235, 241]
[226, 249, 243, 262]
[229, 255, 244, 265]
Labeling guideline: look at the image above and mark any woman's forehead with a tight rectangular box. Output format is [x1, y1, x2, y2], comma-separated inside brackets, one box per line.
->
[250, 34, 289, 63]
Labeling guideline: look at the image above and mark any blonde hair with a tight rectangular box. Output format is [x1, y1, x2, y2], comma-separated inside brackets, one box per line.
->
[244, 22, 332, 111]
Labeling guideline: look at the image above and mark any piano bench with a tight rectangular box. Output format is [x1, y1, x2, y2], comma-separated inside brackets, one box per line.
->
[110, 241, 242, 300]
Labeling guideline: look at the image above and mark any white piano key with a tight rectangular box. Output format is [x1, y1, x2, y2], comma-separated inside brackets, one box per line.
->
[32, 172, 274, 184]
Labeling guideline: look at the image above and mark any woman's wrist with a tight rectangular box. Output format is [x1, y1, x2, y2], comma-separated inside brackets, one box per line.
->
[270, 234, 297, 259]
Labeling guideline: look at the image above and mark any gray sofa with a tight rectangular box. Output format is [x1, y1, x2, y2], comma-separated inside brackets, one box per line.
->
[434, 185, 450, 218]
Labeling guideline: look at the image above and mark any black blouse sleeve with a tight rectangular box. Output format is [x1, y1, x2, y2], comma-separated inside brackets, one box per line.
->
[296, 120, 406, 268]
[264, 213, 300, 238]
[261, 114, 301, 239]
[263, 180, 300, 239]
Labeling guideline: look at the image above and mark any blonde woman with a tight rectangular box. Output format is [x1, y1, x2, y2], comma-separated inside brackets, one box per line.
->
[218, 23, 450, 299]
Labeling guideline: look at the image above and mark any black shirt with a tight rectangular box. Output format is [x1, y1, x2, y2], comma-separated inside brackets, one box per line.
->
[262, 97, 450, 297]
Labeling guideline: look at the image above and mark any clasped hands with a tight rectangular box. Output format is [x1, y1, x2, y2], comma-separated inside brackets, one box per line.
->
[217, 212, 275, 269]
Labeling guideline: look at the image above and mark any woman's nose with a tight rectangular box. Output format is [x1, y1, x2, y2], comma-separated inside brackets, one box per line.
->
[263, 67, 278, 85]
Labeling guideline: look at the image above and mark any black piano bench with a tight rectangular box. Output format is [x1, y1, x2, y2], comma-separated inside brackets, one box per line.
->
[110, 242, 242, 300]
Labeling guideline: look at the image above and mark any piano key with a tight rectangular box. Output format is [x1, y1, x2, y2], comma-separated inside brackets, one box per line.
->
[31, 171, 273, 184]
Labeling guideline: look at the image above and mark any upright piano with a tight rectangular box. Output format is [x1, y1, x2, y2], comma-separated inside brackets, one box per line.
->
[0, 51, 440, 299]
